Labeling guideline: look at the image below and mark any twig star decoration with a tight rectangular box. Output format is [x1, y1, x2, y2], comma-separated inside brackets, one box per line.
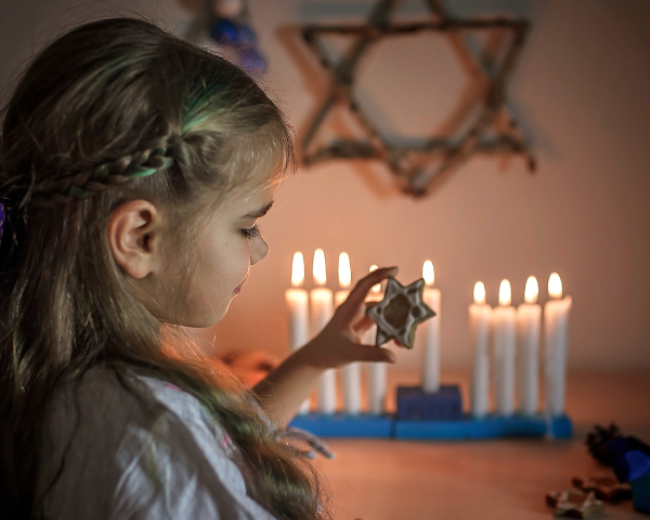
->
[366, 277, 435, 349]
[299, 0, 534, 196]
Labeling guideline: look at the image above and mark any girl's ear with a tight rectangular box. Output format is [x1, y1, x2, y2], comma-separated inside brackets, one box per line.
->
[108, 200, 162, 279]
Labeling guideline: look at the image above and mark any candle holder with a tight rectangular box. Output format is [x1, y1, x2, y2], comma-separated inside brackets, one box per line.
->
[290, 412, 394, 438]
[394, 411, 572, 440]
[395, 385, 463, 421]
[288, 394, 573, 441]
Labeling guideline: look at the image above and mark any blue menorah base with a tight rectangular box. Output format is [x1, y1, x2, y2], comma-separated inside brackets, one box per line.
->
[289, 412, 394, 438]
[288, 412, 573, 440]
[394, 412, 573, 440]
[396, 384, 463, 421]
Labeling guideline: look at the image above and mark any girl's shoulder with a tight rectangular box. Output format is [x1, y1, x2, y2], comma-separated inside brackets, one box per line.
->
[137, 373, 236, 453]
[39, 366, 276, 520]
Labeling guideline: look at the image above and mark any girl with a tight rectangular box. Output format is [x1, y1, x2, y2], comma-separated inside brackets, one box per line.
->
[0, 18, 397, 520]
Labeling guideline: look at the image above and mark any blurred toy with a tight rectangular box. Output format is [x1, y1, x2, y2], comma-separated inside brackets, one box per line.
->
[181, 0, 267, 76]
[584, 423, 650, 513]
[546, 490, 605, 519]
[396, 384, 462, 421]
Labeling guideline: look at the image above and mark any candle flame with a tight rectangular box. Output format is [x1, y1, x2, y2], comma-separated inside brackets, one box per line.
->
[338, 252, 351, 289]
[498, 279, 512, 306]
[291, 252, 304, 287]
[423, 260, 435, 286]
[473, 281, 486, 305]
[369, 265, 380, 293]
[548, 272, 563, 299]
[313, 249, 327, 286]
[524, 276, 539, 304]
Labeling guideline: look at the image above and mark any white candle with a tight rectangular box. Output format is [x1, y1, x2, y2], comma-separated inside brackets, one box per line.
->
[418, 260, 441, 393]
[469, 281, 492, 417]
[364, 265, 386, 415]
[544, 273, 572, 417]
[285, 252, 310, 414]
[310, 249, 336, 414]
[335, 253, 361, 415]
[517, 276, 541, 416]
[492, 279, 517, 416]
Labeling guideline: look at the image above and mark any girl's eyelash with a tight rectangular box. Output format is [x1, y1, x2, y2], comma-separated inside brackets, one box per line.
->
[241, 224, 261, 240]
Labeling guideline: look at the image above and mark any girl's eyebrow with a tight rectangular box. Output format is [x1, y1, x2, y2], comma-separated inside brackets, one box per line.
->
[244, 201, 274, 219]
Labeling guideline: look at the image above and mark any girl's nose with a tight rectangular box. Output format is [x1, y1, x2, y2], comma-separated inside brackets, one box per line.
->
[250, 235, 269, 265]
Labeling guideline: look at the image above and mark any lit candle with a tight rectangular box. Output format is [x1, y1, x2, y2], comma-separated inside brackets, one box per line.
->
[336, 253, 361, 415]
[492, 279, 517, 416]
[469, 282, 491, 417]
[544, 273, 572, 417]
[517, 276, 541, 416]
[418, 260, 442, 393]
[334, 253, 351, 308]
[285, 252, 310, 414]
[310, 249, 336, 414]
[364, 265, 386, 415]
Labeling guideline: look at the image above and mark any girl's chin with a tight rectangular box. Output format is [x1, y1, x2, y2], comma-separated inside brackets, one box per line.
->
[180, 301, 232, 329]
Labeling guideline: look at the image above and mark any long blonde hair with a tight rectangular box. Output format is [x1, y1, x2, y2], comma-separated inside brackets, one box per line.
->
[0, 17, 326, 520]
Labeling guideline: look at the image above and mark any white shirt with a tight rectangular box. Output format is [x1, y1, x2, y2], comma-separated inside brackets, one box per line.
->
[37, 367, 279, 520]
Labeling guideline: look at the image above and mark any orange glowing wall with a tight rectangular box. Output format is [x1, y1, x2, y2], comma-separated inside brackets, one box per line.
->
[2, 0, 649, 370]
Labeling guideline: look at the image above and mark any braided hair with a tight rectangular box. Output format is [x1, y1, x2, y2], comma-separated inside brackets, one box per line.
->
[0, 18, 324, 520]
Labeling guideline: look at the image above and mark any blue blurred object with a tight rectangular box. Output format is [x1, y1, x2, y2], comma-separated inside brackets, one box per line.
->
[589, 426, 650, 514]
[237, 23, 258, 46]
[209, 18, 239, 45]
[290, 413, 394, 438]
[396, 385, 462, 421]
[238, 47, 266, 75]
[395, 413, 572, 440]
[614, 450, 650, 483]
[631, 472, 650, 514]
[288, 412, 573, 440]
[208, 17, 267, 75]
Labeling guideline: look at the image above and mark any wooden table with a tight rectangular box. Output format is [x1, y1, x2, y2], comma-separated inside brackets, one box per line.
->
[309, 370, 650, 520]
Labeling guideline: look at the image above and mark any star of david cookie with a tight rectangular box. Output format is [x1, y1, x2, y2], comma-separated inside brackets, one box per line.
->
[365, 277, 436, 349]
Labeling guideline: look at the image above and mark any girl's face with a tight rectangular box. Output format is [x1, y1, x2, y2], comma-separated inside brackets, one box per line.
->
[179, 182, 276, 327]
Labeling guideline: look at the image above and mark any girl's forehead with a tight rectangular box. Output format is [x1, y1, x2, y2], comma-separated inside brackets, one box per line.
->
[223, 182, 276, 215]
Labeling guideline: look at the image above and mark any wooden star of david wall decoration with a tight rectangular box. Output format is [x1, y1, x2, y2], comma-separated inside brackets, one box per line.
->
[298, 0, 535, 196]
[366, 277, 435, 349]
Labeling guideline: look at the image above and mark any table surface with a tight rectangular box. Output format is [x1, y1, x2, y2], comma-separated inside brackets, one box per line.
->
[306, 369, 650, 520]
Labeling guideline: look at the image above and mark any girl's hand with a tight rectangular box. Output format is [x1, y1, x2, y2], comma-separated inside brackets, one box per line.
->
[300, 266, 399, 369]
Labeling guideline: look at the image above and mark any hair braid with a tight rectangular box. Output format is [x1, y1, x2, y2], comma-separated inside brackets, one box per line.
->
[5, 146, 175, 207]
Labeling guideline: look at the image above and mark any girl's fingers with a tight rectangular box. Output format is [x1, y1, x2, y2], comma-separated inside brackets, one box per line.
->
[336, 267, 397, 320]
[352, 314, 375, 334]
[348, 344, 396, 364]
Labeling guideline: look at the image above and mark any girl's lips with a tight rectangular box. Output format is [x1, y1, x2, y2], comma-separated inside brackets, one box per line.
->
[234, 274, 248, 295]
[234, 277, 247, 294]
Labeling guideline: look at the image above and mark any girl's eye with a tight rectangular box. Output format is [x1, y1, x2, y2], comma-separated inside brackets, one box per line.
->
[241, 224, 261, 240]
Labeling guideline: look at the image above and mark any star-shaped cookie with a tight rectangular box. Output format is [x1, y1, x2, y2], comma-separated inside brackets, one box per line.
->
[365, 277, 436, 349]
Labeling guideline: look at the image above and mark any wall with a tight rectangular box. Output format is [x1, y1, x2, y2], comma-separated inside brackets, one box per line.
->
[1, 0, 649, 370]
